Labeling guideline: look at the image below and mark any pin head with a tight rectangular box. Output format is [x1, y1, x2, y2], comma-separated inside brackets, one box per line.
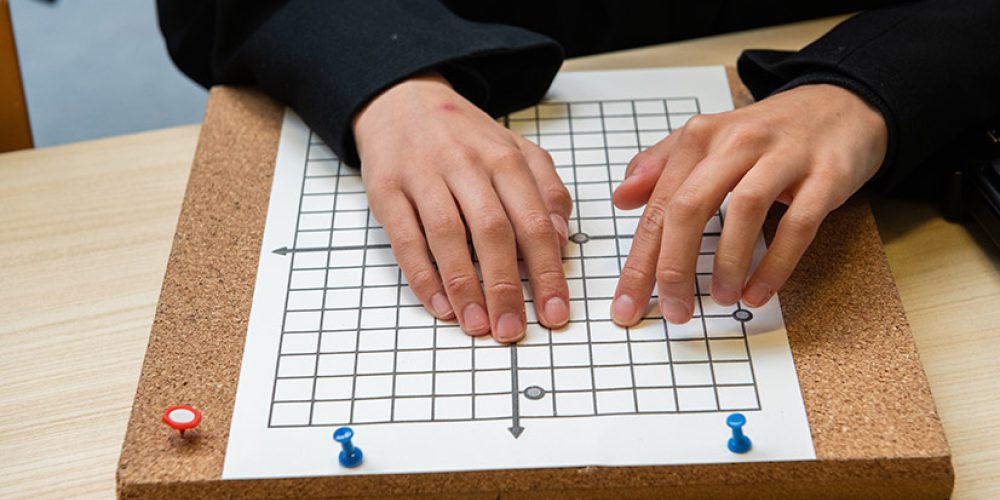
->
[162, 405, 202, 435]
[333, 427, 354, 443]
[726, 413, 746, 429]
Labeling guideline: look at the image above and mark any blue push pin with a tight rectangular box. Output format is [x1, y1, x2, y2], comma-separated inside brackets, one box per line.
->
[726, 413, 752, 454]
[333, 427, 364, 467]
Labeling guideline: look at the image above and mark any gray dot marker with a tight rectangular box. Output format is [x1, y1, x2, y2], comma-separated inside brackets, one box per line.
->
[569, 232, 590, 244]
[524, 386, 546, 400]
[733, 309, 753, 322]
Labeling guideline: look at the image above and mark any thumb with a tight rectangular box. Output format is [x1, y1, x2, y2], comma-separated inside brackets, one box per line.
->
[613, 155, 665, 210]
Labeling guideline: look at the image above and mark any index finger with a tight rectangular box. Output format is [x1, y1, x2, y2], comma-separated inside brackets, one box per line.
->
[610, 129, 706, 326]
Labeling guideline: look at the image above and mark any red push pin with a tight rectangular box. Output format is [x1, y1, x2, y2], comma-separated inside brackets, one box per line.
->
[162, 404, 202, 438]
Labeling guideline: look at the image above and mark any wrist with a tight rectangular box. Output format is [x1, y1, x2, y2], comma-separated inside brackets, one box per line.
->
[352, 70, 453, 139]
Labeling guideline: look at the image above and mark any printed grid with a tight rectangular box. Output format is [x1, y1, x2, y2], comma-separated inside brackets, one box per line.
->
[268, 98, 761, 428]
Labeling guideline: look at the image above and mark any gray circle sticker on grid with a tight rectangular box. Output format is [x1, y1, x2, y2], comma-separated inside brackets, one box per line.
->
[524, 386, 547, 400]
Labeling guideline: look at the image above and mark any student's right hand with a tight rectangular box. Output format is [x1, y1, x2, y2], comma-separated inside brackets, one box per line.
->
[352, 72, 572, 344]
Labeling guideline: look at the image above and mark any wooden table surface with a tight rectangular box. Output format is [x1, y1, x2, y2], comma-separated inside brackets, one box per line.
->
[2, 15, 998, 499]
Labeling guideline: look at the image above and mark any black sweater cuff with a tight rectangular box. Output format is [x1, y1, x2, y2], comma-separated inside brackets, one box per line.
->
[736, 0, 1000, 193]
[160, 0, 564, 167]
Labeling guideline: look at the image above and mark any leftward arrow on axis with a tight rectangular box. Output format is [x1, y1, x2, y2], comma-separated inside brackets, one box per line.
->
[272, 243, 391, 256]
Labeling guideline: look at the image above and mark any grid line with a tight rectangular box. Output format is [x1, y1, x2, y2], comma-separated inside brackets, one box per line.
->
[268, 97, 762, 428]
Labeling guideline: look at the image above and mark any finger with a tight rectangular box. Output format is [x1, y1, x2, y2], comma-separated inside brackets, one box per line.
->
[408, 179, 491, 335]
[711, 157, 800, 305]
[368, 190, 454, 321]
[488, 154, 570, 330]
[611, 124, 709, 326]
[447, 169, 527, 343]
[742, 180, 835, 307]
[653, 143, 758, 323]
[516, 135, 573, 245]
[613, 130, 679, 210]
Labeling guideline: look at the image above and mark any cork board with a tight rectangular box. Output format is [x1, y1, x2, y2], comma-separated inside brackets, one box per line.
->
[117, 69, 953, 499]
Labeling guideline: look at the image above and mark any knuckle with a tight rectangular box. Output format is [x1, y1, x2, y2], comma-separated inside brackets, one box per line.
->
[443, 273, 480, 296]
[390, 228, 425, 252]
[782, 209, 824, 235]
[487, 280, 523, 298]
[450, 144, 482, 165]
[532, 145, 555, 164]
[544, 186, 573, 214]
[713, 252, 744, 273]
[655, 265, 689, 287]
[406, 266, 439, 293]
[620, 262, 657, 287]
[484, 145, 526, 173]
[729, 185, 772, 213]
[532, 268, 567, 289]
[667, 190, 704, 220]
[816, 160, 853, 185]
[768, 251, 797, 273]
[477, 211, 515, 240]
[724, 123, 763, 149]
[638, 203, 668, 236]
[423, 211, 464, 238]
[519, 211, 557, 239]
[681, 114, 714, 139]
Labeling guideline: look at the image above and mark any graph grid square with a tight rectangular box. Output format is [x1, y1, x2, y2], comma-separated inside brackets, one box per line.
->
[267, 98, 762, 428]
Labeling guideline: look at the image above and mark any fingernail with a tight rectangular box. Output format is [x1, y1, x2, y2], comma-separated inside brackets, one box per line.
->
[611, 294, 637, 325]
[550, 214, 569, 243]
[660, 297, 691, 324]
[743, 282, 773, 307]
[431, 293, 454, 319]
[624, 161, 656, 180]
[496, 312, 525, 342]
[615, 175, 639, 194]
[462, 303, 490, 334]
[543, 296, 568, 326]
[711, 282, 738, 306]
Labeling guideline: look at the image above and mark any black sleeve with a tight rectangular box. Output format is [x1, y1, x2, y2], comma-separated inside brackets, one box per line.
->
[737, 0, 1000, 193]
[157, 0, 564, 166]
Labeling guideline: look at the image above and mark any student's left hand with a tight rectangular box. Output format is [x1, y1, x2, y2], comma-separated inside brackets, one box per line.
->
[609, 84, 888, 325]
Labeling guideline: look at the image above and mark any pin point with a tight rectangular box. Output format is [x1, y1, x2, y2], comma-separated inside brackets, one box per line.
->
[726, 413, 752, 454]
[162, 404, 202, 438]
[333, 427, 364, 468]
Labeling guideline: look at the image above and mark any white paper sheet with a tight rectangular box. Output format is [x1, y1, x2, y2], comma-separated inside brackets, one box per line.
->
[223, 66, 815, 479]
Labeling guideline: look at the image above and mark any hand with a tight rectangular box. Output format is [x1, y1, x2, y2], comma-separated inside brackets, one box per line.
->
[610, 84, 888, 325]
[353, 72, 572, 343]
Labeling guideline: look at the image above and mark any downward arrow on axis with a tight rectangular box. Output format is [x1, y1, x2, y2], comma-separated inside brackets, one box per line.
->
[508, 344, 524, 439]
